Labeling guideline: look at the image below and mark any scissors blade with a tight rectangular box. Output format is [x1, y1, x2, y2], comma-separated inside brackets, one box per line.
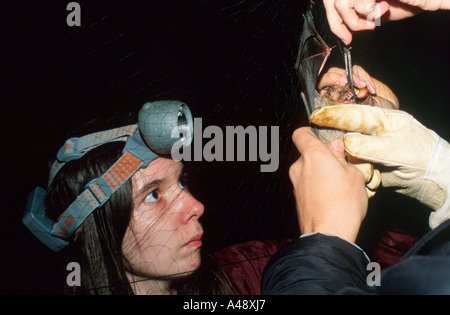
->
[343, 46, 357, 102]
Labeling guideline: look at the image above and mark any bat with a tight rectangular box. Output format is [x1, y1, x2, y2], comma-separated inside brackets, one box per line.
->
[294, 1, 397, 145]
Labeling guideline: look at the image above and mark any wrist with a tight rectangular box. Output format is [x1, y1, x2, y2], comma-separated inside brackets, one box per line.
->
[301, 222, 360, 244]
[300, 232, 371, 262]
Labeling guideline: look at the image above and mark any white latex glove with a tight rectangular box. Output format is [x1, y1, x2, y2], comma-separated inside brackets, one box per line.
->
[310, 104, 450, 228]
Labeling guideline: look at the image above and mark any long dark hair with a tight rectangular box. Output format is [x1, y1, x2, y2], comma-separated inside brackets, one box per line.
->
[45, 141, 235, 295]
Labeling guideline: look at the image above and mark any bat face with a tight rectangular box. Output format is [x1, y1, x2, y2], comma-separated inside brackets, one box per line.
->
[319, 85, 397, 109]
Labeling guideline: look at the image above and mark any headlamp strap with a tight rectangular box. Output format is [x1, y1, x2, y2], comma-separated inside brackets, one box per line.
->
[48, 125, 138, 187]
[50, 150, 143, 240]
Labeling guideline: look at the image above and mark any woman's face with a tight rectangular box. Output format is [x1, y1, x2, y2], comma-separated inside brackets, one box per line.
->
[121, 157, 204, 284]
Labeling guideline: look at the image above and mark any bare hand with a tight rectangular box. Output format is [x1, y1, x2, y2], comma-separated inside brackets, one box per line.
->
[323, 0, 390, 45]
[387, 0, 450, 21]
[323, 0, 450, 44]
[289, 127, 368, 243]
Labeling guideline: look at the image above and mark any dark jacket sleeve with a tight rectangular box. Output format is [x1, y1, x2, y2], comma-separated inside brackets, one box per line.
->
[261, 234, 369, 295]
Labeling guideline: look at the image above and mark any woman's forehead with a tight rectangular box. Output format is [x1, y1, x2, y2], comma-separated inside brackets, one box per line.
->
[132, 157, 182, 186]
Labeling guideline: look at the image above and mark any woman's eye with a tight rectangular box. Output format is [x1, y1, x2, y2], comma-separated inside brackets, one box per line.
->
[144, 190, 160, 203]
[179, 173, 189, 190]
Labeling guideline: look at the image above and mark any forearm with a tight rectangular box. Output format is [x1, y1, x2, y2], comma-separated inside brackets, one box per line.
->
[261, 234, 369, 295]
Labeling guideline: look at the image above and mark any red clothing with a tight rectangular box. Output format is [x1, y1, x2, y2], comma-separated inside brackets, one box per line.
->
[214, 239, 292, 295]
[364, 226, 420, 270]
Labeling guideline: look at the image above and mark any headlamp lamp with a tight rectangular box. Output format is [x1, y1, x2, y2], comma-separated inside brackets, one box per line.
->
[23, 101, 193, 252]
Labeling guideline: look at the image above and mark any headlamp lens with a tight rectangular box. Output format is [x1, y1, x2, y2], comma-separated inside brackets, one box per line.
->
[138, 100, 193, 154]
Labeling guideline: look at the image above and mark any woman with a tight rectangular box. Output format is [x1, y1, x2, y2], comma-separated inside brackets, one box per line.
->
[33, 99, 287, 295]
[38, 100, 239, 294]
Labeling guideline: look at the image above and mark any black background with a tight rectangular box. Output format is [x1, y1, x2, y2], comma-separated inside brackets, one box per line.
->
[1, 0, 449, 294]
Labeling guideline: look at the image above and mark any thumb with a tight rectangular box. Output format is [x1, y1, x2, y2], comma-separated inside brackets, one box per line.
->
[329, 138, 347, 163]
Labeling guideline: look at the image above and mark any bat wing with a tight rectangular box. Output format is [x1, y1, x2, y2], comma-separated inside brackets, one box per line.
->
[295, 1, 332, 119]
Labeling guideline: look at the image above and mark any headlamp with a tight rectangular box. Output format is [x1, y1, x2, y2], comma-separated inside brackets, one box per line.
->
[23, 101, 193, 251]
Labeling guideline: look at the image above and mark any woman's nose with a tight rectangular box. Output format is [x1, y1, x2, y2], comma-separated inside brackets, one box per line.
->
[178, 192, 205, 224]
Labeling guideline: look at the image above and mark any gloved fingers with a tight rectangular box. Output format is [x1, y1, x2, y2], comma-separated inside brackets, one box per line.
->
[310, 104, 395, 136]
[329, 139, 380, 199]
[350, 161, 374, 183]
[367, 169, 381, 190]
[347, 157, 381, 198]
[366, 187, 376, 198]
[349, 161, 381, 189]
[358, 166, 380, 199]
[344, 132, 394, 165]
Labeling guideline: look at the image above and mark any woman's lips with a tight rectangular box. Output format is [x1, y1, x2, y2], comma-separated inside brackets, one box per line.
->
[185, 233, 203, 248]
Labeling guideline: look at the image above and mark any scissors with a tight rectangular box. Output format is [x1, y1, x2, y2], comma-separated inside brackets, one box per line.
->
[343, 44, 358, 102]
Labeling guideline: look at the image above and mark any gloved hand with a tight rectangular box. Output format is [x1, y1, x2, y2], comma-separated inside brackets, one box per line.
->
[310, 104, 450, 228]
